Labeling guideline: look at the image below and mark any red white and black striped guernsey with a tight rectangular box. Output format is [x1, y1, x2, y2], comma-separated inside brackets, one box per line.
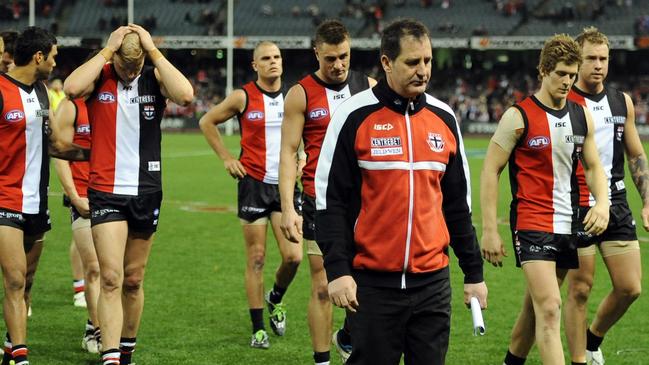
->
[238, 81, 284, 184]
[568, 86, 628, 207]
[70, 98, 91, 197]
[0, 73, 50, 214]
[299, 70, 370, 197]
[510, 96, 588, 234]
[87, 64, 166, 196]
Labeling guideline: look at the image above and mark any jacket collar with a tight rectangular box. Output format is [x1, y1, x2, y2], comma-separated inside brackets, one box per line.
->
[373, 78, 426, 115]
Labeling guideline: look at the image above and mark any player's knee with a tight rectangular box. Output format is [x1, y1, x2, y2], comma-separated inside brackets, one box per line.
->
[569, 279, 593, 306]
[312, 281, 329, 302]
[537, 297, 562, 325]
[85, 262, 101, 282]
[100, 269, 122, 293]
[615, 282, 641, 303]
[282, 254, 302, 270]
[123, 269, 144, 294]
[3, 270, 26, 292]
[249, 254, 265, 273]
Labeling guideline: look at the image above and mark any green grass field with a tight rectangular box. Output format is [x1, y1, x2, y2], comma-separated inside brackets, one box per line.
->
[21, 134, 649, 364]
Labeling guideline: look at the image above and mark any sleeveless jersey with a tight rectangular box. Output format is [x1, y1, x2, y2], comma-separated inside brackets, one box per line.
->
[87, 64, 166, 196]
[568, 86, 628, 206]
[238, 82, 284, 184]
[70, 98, 91, 198]
[509, 96, 588, 234]
[0, 74, 50, 214]
[299, 70, 369, 197]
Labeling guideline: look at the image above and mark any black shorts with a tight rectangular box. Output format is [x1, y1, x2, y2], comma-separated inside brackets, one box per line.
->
[88, 189, 162, 234]
[302, 193, 315, 241]
[576, 202, 638, 248]
[0, 208, 51, 236]
[63, 194, 71, 207]
[513, 230, 578, 269]
[237, 175, 301, 222]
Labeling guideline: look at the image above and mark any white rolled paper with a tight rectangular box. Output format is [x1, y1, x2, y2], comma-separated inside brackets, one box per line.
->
[470, 296, 485, 336]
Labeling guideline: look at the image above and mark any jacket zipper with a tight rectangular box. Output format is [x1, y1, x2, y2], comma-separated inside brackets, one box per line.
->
[401, 101, 415, 289]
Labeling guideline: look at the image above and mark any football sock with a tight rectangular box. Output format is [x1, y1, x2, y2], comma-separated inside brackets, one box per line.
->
[73, 279, 85, 294]
[314, 351, 330, 365]
[504, 350, 526, 365]
[85, 319, 95, 337]
[269, 283, 287, 304]
[101, 348, 120, 365]
[2, 333, 12, 364]
[586, 328, 604, 352]
[339, 317, 352, 347]
[11, 344, 28, 365]
[250, 308, 265, 333]
[119, 337, 136, 364]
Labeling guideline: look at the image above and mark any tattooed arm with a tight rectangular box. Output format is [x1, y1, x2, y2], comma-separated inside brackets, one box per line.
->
[623, 93, 649, 231]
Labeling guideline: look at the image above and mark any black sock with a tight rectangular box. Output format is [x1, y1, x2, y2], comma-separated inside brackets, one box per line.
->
[11, 344, 27, 365]
[571, 362, 587, 365]
[504, 350, 526, 365]
[94, 327, 102, 342]
[269, 283, 287, 304]
[586, 328, 604, 352]
[101, 348, 120, 365]
[313, 351, 330, 364]
[119, 337, 136, 365]
[338, 319, 352, 347]
[250, 308, 265, 333]
[2, 332, 11, 363]
[85, 319, 94, 336]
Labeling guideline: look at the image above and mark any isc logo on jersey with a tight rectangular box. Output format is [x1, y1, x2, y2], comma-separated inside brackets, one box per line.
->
[528, 136, 550, 149]
[309, 108, 328, 120]
[246, 111, 264, 121]
[4, 109, 25, 123]
[98, 92, 116, 103]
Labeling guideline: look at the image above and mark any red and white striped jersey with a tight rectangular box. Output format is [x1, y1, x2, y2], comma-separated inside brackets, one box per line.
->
[87, 64, 166, 196]
[298, 71, 370, 197]
[0, 74, 50, 214]
[238, 82, 284, 184]
[568, 86, 628, 206]
[70, 98, 90, 198]
[510, 96, 587, 234]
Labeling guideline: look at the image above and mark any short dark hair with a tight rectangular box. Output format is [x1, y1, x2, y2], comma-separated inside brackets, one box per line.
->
[381, 19, 429, 61]
[1, 30, 19, 56]
[314, 19, 349, 47]
[13, 26, 57, 67]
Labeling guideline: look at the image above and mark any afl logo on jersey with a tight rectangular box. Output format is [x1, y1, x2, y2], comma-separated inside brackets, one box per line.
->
[246, 110, 264, 121]
[4, 110, 25, 123]
[98, 92, 116, 103]
[309, 108, 328, 120]
[76, 125, 91, 134]
[528, 136, 550, 149]
[143, 105, 155, 120]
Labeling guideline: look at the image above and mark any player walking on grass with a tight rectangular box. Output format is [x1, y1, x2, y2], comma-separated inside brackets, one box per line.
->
[0, 26, 58, 365]
[279, 19, 375, 365]
[494, 27, 647, 365]
[63, 24, 193, 365]
[53, 97, 103, 354]
[199, 41, 303, 349]
[481, 34, 610, 365]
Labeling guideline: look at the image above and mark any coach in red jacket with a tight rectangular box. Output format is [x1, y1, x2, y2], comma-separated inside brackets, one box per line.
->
[314, 19, 488, 365]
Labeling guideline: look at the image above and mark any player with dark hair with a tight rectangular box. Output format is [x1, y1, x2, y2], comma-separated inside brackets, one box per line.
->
[0, 26, 58, 365]
[199, 41, 303, 349]
[279, 19, 375, 365]
[63, 24, 193, 365]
